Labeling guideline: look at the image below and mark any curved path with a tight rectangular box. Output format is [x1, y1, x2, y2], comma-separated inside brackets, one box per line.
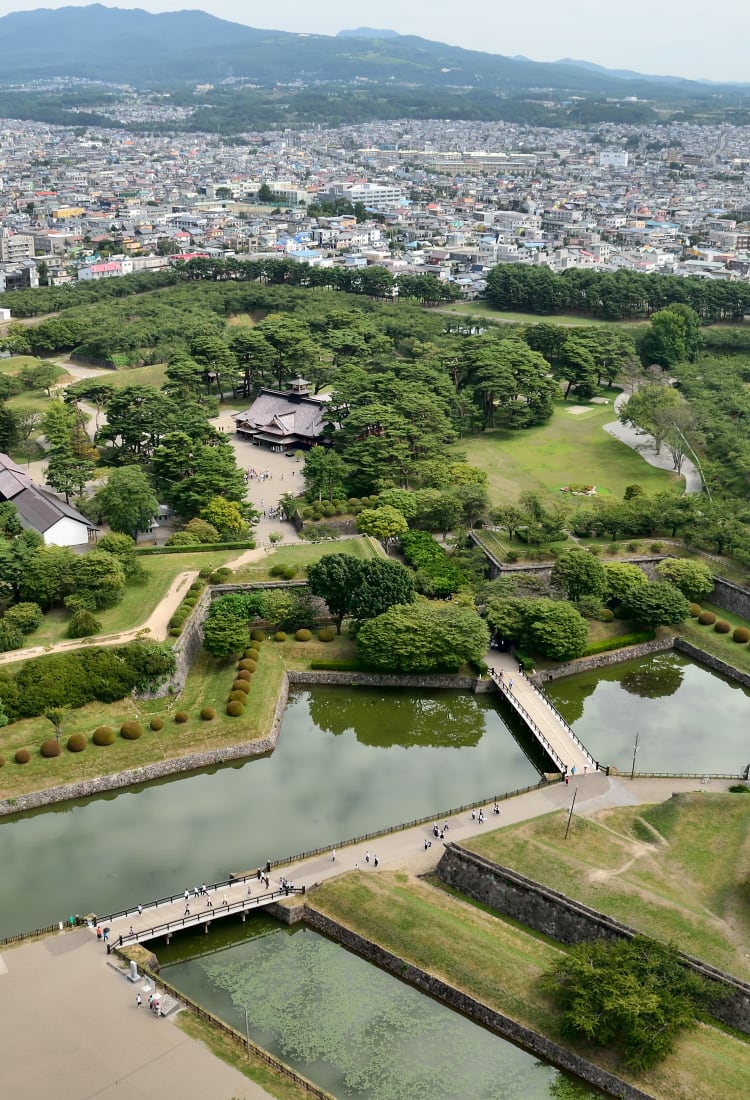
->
[604, 391, 702, 494]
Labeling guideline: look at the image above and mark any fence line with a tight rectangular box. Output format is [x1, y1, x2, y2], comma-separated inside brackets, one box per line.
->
[0, 921, 60, 948]
[524, 678, 597, 765]
[487, 669, 567, 773]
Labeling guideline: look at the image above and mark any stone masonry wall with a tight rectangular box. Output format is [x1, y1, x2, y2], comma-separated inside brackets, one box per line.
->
[436, 844, 750, 1035]
[530, 636, 674, 684]
[709, 576, 750, 620]
[301, 905, 655, 1100]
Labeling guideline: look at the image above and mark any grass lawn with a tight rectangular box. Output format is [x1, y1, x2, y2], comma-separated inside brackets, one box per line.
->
[0, 644, 286, 801]
[311, 869, 750, 1100]
[269, 628, 358, 670]
[679, 601, 750, 675]
[231, 536, 383, 583]
[453, 399, 680, 507]
[463, 792, 750, 981]
[94, 362, 169, 389]
[440, 301, 648, 331]
[21, 549, 241, 648]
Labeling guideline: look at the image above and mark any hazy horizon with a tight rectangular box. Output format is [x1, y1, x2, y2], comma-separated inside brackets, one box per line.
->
[0, 0, 746, 85]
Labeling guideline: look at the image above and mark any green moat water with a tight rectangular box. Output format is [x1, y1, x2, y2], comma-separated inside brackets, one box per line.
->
[161, 919, 602, 1100]
[0, 687, 541, 938]
[546, 651, 750, 775]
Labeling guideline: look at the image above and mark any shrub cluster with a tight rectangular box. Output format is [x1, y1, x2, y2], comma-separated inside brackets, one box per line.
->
[168, 578, 207, 637]
[697, 611, 717, 625]
[582, 631, 656, 656]
[400, 530, 466, 598]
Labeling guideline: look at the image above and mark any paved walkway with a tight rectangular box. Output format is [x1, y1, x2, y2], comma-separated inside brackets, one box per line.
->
[0, 773, 731, 1099]
[604, 391, 702, 494]
[485, 649, 594, 774]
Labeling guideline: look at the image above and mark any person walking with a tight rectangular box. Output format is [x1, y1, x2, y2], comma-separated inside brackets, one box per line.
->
[365, 850, 370, 863]
[137, 904, 143, 917]
[331, 848, 336, 862]
[374, 855, 379, 867]
[136, 993, 142, 1008]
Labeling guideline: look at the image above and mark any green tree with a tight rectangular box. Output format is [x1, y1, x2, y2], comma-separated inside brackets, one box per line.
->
[640, 303, 703, 368]
[45, 448, 93, 503]
[202, 614, 248, 659]
[45, 707, 67, 742]
[655, 558, 714, 601]
[524, 599, 589, 661]
[94, 467, 159, 542]
[551, 550, 607, 601]
[623, 581, 690, 628]
[541, 936, 708, 1070]
[20, 361, 58, 396]
[349, 558, 416, 622]
[618, 384, 682, 455]
[603, 561, 648, 603]
[200, 498, 249, 539]
[73, 550, 126, 609]
[412, 490, 463, 536]
[358, 601, 489, 673]
[303, 446, 347, 502]
[19, 544, 77, 608]
[355, 505, 408, 545]
[307, 554, 364, 633]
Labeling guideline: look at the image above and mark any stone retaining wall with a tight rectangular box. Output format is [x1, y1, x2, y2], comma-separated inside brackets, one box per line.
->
[300, 906, 655, 1100]
[166, 586, 212, 697]
[530, 636, 674, 684]
[286, 670, 490, 691]
[709, 576, 750, 620]
[436, 844, 750, 1035]
[673, 637, 750, 690]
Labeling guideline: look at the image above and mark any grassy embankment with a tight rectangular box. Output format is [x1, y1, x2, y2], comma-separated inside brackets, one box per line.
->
[312, 794, 750, 1099]
[452, 398, 678, 509]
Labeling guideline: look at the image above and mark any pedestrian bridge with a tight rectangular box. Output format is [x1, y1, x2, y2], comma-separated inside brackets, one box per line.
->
[486, 653, 597, 777]
[94, 873, 304, 950]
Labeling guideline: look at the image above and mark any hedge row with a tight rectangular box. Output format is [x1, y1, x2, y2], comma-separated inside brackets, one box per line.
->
[135, 541, 255, 556]
[581, 630, 656, 657]
[224, 642, 262, 717]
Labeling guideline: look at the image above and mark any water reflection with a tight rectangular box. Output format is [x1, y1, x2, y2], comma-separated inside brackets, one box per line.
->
[308, 688, 486, 747]
[620, 654, 685, 700]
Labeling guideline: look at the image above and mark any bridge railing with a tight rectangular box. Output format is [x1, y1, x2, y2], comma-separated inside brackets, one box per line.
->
[487, 669, 566, 773]
[523, 677, 597, 766]
[108, 885, 306, 947]
[96, 869, 261, 925]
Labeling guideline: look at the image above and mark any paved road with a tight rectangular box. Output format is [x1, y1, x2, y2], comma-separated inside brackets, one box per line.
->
[604, 391, 702, 494]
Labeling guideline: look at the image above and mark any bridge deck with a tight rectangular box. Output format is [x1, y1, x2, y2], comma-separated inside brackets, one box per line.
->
[94, 875, 304, 949]
[486, 650, 596, 776]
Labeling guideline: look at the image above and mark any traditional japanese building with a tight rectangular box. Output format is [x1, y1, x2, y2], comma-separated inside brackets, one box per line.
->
[231, 377, 331, 450]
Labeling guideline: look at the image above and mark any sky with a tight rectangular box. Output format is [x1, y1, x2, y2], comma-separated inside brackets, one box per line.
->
[1, 0, 748, 84]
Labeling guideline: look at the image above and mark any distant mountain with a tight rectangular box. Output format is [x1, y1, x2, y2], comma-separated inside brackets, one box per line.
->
[0, 5, 746, 96]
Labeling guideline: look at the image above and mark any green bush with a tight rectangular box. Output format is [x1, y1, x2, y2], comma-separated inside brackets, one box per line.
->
[400, 529, 466, 597]
[612, 605, 627, 619]
[92, 726, 115, 746]
[318, 627, 336, 642]
[688, 603, 702, 617]
[582, 631, 656, 656]
[732, 626, 750, 643]
[282, 566, 298, 580]
[3, 601, 43, 634]
[295, 629, 312, 642]
[228, 690, 247, 703]
[274, 631, 287, 642]
[243, 647, 258, 659]
[66, 733, 86, 753]
[183, 598, 197, 608]
[135, 541, 253, 556]
[40, 738, 62, 758]
[269, 563, 286, 576]
[250, 629, 266, 642]
[15, 747, 30, 764]
[174, 711, 188, 723]
[120, 721, 143, 740]
[232, 680, 249, 695]
[310, 661, 362, 671]
[189, 581, 203, 593]
[149, 717, 164, 731]
[728, 784, 750, 794]
[600, 608, 614, 622]
[226, 700, 244, 717]
[238, 659, 257, 672]
[714, 620, 731, 634]
[650, 542, 665, 553]
[697, 611, 717, 625]
[0, 621, 23, 652]
[168, 626, 182, 637]
[236, 669, 251, 682]
[68, 610, 102, 639]
[200, 706, 216, 720]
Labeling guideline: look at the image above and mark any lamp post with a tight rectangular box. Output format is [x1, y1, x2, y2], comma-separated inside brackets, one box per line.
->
[242, 1002, 250, 1055]
[630, 729, 640, 781]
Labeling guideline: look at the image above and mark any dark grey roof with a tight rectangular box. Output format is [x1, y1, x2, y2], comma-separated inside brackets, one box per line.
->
[0, 452, 96, 534]
[232, 390, 327, 442]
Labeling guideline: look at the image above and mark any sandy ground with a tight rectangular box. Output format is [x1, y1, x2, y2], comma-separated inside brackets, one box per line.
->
[0, 773, 731, 1100]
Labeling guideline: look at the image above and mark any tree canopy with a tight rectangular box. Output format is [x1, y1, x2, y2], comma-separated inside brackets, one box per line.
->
[357, 601, 490, 673]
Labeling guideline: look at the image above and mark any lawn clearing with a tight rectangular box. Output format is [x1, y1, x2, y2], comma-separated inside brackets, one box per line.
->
[231, 535, 383, 583]
[464, 792, 750, 981]
[678, 602, 750, 676]
[453, 399, 680, 507]
[440, 301, 648, 331]
[310, 869, 750, 1100]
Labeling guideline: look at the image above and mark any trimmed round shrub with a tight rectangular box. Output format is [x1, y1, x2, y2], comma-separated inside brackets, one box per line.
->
[168, 627, 182, 637]
[714, 620, 731, 634]
[120, 721, 143, 740]
[174, 711, 189, 724]
[228, 690, 247, 703]
[274, 631, 287, 642]
[232, 680, 250, 695]
[149, 717, 164, 731]
[698, 611, 717, 625]
[236, 669, 252, 682]
[183, 598, 197, 608]
[209, 571, 224, 583]
[216, 567, 232, 579]
[244, 647, 257, 659]
[600, 608, 614, 623]
[92, 725, 115, 746]
[269, 563, 286, 576]
[67, 732, 86, 753]
[199, 567, 212, 579]
[68, 609, 103, 639]
[295, 629, 312, 642]
[40, 738, 62, 758]
[3, 601, 44, 634]
[189, 581, 203, 593]
[15, 748, 30, 764]
[318, 627, 336, 642]
[238, 659, 257, 672]
[200, 706, 216, 721]
[732, 626, 750, 643]
[226, 700, 244, 717]
[688, 603, 702, 617]
[250, 629, 266, 642]
[282, 567, 297, 580]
